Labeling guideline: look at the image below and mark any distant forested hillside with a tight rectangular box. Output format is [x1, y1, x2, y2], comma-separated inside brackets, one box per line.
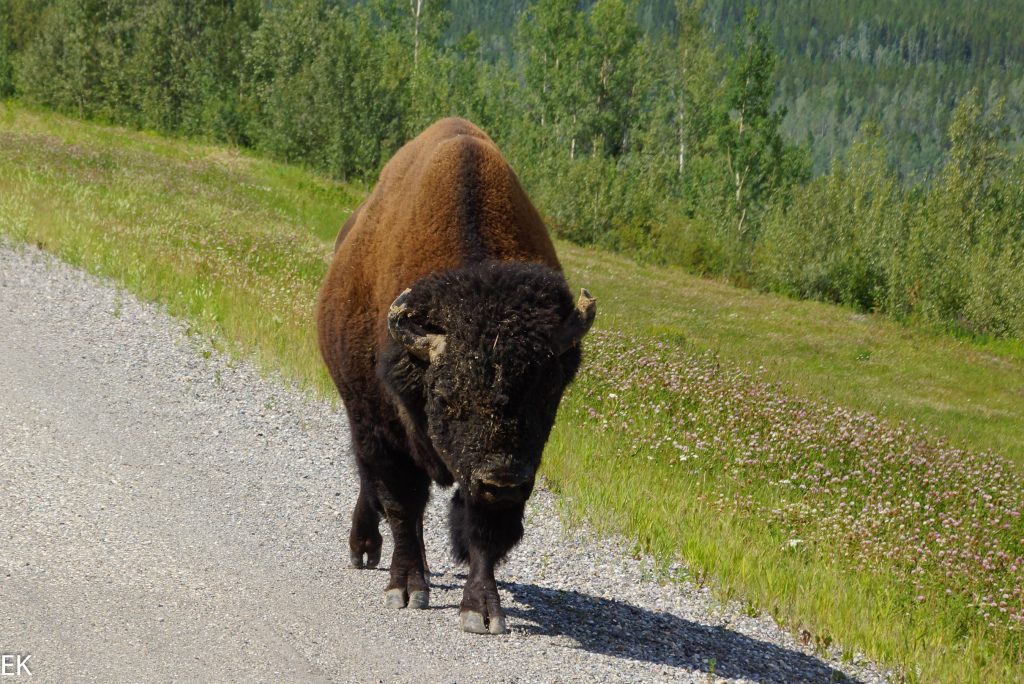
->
[697, 0, 1024, 176]
[2, 0, 1023, 340]
[442, 0, 1024, 177]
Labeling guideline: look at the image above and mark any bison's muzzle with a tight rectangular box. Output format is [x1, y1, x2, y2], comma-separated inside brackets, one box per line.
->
[472, 469, 535, 507]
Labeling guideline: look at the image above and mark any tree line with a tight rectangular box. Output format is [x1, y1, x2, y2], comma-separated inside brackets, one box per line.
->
[706, 0, 1024, 179]
[1, 0, 1022, 339]
[443, 0, 1024, 180]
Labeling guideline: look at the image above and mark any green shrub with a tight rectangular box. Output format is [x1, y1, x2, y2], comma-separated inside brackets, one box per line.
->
[899, 92, 1024, 335]
[15, 0, 135, 121]
[754, 128, 907, 310]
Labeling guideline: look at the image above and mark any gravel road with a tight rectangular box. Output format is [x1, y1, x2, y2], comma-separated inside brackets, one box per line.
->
[0, 244, 890, 683]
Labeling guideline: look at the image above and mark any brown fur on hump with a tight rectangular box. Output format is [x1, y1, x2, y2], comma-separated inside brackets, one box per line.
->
[316, 118, 561, 406]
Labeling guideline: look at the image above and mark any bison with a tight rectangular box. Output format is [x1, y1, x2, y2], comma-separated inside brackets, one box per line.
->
[316, 118, 595, 634]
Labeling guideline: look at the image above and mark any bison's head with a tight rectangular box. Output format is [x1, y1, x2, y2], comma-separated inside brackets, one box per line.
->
[380, 262, 595, 508]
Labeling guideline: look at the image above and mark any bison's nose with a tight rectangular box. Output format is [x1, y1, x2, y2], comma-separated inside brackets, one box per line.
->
[473, 472, 534, 506]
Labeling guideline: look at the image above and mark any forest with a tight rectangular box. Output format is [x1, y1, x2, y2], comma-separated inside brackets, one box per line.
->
[2, 0, 1023, 339]
[447, 0, 1024, 177]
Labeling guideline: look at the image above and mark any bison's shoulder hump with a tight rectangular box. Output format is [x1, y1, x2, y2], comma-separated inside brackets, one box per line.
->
[420, 117, 493, 146]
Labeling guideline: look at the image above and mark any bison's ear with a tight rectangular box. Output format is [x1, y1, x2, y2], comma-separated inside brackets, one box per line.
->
[554, 288, 596, 355]
[388, 288, 447, 363]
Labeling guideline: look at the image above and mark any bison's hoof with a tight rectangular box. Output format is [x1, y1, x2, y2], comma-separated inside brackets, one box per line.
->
[487, 614, 508, 634]
[350, 549, 381, 569]
[459, 611, 507, 635]
[408, 590, 429, 609]
[384, 588, 407, 609]
[460, 611, 486, 633]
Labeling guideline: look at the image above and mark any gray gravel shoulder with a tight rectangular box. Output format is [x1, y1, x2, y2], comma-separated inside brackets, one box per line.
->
[0, 243, 891, 683]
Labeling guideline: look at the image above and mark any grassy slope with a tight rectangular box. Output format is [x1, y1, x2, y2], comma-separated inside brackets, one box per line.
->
[560, 242, 1024, 465]
[3, 102, 1022, 682]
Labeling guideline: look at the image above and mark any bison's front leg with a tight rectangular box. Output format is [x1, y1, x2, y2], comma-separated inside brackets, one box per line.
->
[382, 517, 431, 609]
[449, 489, 525, 634]
[351, 432, 432, 610]
[379, 470, 431, 610]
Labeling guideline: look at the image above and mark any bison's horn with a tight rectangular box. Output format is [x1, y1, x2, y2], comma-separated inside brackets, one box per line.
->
[554, 288, 597, 355]
[387, 288, 447, 363]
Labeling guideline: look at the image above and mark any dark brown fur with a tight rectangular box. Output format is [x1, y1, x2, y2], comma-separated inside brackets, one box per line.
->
[316, 118, 588, 634]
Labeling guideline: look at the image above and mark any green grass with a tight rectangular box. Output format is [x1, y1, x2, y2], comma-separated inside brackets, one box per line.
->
[3, 101, 1023, 683]
[544, 332, 1023, 683]
[0, 101, 358, 397]
[559, 242, 1024, 465]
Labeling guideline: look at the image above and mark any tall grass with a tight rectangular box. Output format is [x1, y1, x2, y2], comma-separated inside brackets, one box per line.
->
[3, 103, 1023, 682]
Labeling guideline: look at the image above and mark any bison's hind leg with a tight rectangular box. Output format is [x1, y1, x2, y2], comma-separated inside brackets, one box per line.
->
[349, 486, 383, 569]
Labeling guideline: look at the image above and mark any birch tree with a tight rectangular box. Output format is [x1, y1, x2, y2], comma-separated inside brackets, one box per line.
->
[582, 0, 643, 158]
[517, 0, 584, 158]
[715, 8, 794, 246]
